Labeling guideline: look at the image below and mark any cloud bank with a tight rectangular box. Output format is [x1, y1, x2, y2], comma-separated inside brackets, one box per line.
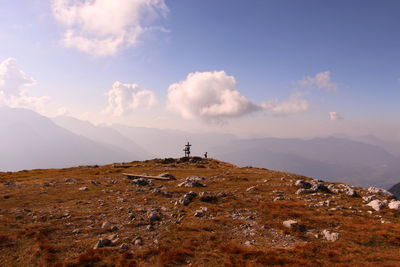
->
[52, 0, 168, 57]
[299, 71, 338, 91]
[105, 81, 157, 116]
[167, 71, 260, 122]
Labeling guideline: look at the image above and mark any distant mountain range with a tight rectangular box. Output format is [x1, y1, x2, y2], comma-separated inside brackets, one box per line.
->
[210, 137, 400, 189]
[1, 107, 400, 189]
[0, 107, 142, 171]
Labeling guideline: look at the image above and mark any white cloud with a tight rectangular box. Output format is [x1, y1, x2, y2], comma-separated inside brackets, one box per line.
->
[329, 111, 343, 121]
[52, 0, 168, 57]
[167, 71, 260, 122]
[298, 71, 338, 91]
[0, 58, 51, 114]
[0, 58, 36, 94]
[261, 91, 309, 115]
[0, 91, 50, 114]
[105, 81, 157, 116]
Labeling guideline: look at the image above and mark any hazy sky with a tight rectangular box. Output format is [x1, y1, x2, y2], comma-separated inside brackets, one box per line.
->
[0, 0, 399, 140]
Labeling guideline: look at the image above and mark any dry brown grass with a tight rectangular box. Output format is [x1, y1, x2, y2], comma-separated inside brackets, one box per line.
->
[1, 158, 400, 266]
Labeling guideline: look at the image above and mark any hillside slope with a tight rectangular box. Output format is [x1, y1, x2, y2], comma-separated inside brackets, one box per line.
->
[1, 159, 400, 266]
[0, 107, 142, 171]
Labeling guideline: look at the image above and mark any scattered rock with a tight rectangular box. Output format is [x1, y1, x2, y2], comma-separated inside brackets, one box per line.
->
[322, 230, 339, 242]
[283, 220, 298, 229]
[94, 238, 113, 249]
[368, 187, 394, 197]
[133, 237, 143, 246]
[367, 199, 387, 211]
[79, 187, 89, 191]
[65, 178, 77, 184]
[295, 180, 312, 189]
[363, 195, 377, 202]
[178, 176, 207, 187]
[246, 186, 258, 192]
[343, 186, 359, 197]
[273, 196, 285, 201]
[148, 211, 162, 222]
[199, 191, 218, 203]
[132, 178, 152, 186]
[158, 173, 176, 180]
[194, 207, 208, 217]
[178, 191, 197, 206]
[388, 200, 400, 210]
[120, 243, 129, 250]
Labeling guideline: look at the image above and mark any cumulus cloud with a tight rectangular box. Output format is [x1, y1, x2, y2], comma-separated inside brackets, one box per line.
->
[52, 0, 168, 57]
[298, 71, 338, 91]
[0, 58, 51, 114]
[261, 91, 309, 115]
[329, 111, 343, 121]
[105, 81, 157, 116]
[0, 58, 36, 94]
[167, 71, 260, 122]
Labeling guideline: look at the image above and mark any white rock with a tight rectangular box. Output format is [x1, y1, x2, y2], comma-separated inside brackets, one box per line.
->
[388, 200, 400, 210]
[79, 187, 89, 191]
[282, 220, 298, 229]
[368, 187, 393, 197]
[367, 199, 386, 211]
[322, 230, 339, 242]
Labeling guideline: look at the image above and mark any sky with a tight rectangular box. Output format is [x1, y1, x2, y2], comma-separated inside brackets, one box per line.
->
[0, 0, 399, 140]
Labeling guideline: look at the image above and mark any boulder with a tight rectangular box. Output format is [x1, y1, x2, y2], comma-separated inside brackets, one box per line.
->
[388, 200, 400, 210]
[178, 176, 206, 187]
[295, 180, 312, 189]
[368, 187, 393, 197]
[367, 199, 387, 211]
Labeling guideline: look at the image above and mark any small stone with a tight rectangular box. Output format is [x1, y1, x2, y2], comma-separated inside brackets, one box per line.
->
[199, 191, 218, 203]
[158, 173, 176, 180]
[273, 196, 284, 201]
[132, 178, 151, 186]
[120, 243, 129, 250]
[72, 229, 81, 234]
[178, 176, 207, 187]
[4, 181, 16, 187]
[148, 211, 161, 222]
[91, 180, 101, 185]
[79, 187, 89, 191]
[194, 207, 208, 217]
[133, 237, 143, 246]
[94, 238, 113, 249]
[283, 220, 298, 229]
[246, 186, 257, 192]
[110, 225, 119, 232]
[322, 230, 339, 242]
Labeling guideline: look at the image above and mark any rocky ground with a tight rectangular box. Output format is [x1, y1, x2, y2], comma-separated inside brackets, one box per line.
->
[1, 158, 400, 266]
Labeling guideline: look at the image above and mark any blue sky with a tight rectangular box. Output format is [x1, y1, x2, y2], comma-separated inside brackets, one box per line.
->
[0, 0, 399, 140]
